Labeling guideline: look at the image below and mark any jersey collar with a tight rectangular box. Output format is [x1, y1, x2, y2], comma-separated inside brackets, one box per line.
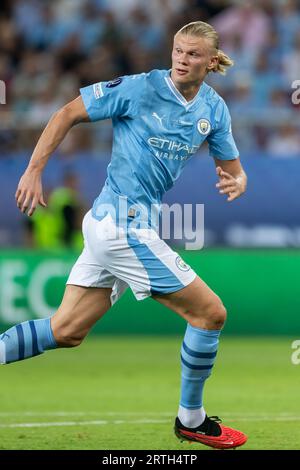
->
[164, 70, 205, 109]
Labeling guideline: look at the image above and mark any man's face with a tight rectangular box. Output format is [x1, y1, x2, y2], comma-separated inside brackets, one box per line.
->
[171, 34, 217, 85]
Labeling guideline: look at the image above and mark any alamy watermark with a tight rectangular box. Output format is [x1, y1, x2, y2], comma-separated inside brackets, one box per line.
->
[0, 80, 6, 104]
[291, 80, 300, 105]
[93, 196, 204, 250]
[291, 340, 300, 365]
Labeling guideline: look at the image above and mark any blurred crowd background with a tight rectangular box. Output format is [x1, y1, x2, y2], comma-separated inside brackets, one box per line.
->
[0, 0, 299, 247]
[1, 0, 299, 156]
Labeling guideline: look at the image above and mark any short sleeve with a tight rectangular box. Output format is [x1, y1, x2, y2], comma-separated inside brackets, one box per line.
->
[80, 75, 142, 122]
[207, 99, 239, 160]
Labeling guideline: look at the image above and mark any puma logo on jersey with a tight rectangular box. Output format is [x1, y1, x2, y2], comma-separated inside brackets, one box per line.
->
[152, 112, 164, 126]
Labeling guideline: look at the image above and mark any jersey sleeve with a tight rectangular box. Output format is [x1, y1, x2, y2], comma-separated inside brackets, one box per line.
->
[80, 74, 143, 122]
[207, 99, 239, 160]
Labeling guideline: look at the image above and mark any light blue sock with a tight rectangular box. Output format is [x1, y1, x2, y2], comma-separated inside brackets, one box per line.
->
[180, 323, 221, 410]
[0, 318, 57, 364]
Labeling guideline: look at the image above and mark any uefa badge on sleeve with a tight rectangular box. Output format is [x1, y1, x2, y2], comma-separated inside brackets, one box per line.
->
[197, 118, 211, 135]
[93, 82, 103, 99]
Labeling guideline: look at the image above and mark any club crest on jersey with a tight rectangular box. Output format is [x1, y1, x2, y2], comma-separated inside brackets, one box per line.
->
[106, 77, 123, 88]
[197, 118, 211, 135]
[175, 256, 190, 272]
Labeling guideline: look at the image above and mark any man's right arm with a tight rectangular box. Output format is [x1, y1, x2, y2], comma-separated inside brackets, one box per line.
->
[16, 96, 89, 216]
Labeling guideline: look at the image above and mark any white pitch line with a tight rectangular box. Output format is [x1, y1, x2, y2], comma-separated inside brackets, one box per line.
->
[0, 419, 169, 429]
[0, 411, 174, 417]
[1, 416, 300, 429]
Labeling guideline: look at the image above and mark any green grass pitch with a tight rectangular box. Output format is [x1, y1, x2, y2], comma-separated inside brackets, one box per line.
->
[0, 336, 299, 450]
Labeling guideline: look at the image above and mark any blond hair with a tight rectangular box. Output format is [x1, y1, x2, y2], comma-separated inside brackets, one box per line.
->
[176, 21, 234, 75]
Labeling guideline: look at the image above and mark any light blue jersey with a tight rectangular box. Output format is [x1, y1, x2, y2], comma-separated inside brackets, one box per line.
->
[80, 69, 239, 230]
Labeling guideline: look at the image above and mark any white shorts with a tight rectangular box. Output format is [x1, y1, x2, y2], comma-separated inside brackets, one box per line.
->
[67, 210, 197, 304]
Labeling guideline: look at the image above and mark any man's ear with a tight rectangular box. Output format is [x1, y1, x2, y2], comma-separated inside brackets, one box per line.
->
[207, 56, 218, 71]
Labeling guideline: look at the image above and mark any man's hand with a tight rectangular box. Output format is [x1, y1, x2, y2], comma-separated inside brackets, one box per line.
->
[215, 166, 246, 202]
[15, 169, 47, 216]
[14, 96, 89, 216]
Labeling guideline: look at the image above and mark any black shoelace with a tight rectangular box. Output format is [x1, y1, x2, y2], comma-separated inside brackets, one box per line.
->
[200, 415, 222, 436]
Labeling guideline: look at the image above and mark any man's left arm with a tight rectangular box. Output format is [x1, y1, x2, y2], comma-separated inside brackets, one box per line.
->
[214, 157, 247, 202]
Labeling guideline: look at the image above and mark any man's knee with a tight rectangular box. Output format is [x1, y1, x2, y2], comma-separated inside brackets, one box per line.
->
[206, 298, 227, 329]
[188, 296, 227, 330]
[53, 327, 87, 348]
